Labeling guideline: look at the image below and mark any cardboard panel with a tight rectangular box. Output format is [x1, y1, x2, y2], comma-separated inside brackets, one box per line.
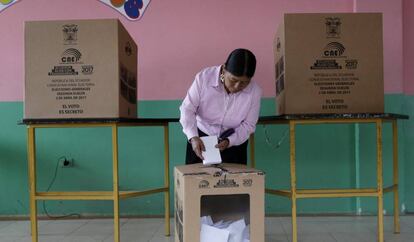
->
[275, 13, 384, 114]
[25, 19, 137, 119]
[174, 164, 265, 242]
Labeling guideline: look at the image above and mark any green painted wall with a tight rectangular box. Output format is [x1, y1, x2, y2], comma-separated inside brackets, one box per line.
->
[402, 95, 414, 213]
[0, 95, 412, 217]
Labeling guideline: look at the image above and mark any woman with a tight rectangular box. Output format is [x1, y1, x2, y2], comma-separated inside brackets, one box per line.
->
[179, 48, 262, 165]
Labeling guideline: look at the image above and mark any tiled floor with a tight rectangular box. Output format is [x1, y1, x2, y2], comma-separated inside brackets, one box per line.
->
[0, 216, 414, 242]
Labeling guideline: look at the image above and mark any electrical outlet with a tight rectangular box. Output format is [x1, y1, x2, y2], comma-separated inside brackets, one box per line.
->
[61, 158, 74, 168]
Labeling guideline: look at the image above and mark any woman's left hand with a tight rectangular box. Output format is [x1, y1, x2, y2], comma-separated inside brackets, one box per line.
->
[215, 139, 229, 151]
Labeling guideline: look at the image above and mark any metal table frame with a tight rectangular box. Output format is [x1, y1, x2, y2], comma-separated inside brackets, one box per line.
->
[22, 118, 177, 242]
[251, 113, 409, 242]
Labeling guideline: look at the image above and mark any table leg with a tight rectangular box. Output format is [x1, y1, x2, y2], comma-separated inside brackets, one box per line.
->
[164, 125, 171, 236]
[28, 127, 38, 242]
[392, 120, 400, 233]
[112, 125, 120, 242]
[290, 122, 297, 242]
[250, 134, 255, 168]
[376, 120, 384, 242]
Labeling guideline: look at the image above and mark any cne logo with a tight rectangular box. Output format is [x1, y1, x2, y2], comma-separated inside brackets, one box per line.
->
[62, 24, 78, 44]
[61, 48, 82, 63]
[323, 42, 345, 57]
[199, 180, 210, 189]
[325, 17, 341, 38]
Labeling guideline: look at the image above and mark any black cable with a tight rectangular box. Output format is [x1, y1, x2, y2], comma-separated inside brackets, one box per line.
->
[263, 125, 289, 150]
[42, 156, 81, 219]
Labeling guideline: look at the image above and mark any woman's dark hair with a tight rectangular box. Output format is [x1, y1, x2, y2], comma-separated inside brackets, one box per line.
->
[224, 48, 256, 78]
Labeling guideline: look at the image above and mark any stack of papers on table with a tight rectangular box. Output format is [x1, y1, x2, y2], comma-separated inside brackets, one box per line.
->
[200, 216, 250, 242]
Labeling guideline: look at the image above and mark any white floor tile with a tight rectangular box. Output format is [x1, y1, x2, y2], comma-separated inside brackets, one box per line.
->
[332, 232, 376, 242]
[265, 234, 289, 242]
[38, 220, 88, 236]
[0, 221, 15, 231]
[0, 236, 24, 242]
[16, 235, 66, 242]
[0, 216, 413, 242]
[286, 233, 337, 242]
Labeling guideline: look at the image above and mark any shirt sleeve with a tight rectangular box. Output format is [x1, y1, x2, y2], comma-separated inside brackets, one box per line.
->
[227, 85, 262, 147]
[179, 73, 202, 141]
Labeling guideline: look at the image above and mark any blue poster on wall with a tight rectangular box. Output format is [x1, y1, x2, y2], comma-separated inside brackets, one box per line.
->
[0, 0, 20, 13]
[99, 0, 151, 21]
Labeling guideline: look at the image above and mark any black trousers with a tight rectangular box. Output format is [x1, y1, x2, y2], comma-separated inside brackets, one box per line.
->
[185, 129, 248, 165]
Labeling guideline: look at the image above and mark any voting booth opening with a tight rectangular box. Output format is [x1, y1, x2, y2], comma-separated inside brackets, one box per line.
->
[174, 164, 265, 242]
[200, 194, 250, 242]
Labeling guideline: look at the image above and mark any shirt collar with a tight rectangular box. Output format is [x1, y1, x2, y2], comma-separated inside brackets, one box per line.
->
[210, 65, 254, 94]
[210, 65, 221, 88]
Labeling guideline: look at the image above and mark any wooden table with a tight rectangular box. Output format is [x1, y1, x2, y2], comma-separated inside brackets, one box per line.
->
[22, 113, 409, 242]
[22, 118, 178, 242]
[251, 113, 409, 242]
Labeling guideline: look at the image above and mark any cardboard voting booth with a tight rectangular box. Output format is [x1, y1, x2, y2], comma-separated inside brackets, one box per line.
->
[174, 164, 265, 242]
[25, 19, 137, 119]
[274, 13, 384, 114]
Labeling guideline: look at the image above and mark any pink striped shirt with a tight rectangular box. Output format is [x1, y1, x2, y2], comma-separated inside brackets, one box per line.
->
[179, 65, 262, 147]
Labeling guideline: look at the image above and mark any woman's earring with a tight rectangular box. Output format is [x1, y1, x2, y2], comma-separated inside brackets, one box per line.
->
[220, 74, 224, 83]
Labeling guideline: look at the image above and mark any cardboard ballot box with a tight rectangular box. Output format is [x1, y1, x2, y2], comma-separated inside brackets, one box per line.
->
[25, 19, 137, 119]
[274, 13, 384, 114]
[174, 164, 265, 242]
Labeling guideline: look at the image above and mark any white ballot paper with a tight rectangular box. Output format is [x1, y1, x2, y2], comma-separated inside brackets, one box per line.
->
[200, 223, 230, 242]
[227, 219, 246, 242]
[200, 136, 222, 165]
[200, 216, 250, 242]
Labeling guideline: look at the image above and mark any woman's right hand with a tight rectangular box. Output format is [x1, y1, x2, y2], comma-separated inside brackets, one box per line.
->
[190, 136, 205, 160]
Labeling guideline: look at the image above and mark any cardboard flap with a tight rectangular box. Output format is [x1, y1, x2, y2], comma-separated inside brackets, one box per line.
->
[176, 163, 264, 177]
